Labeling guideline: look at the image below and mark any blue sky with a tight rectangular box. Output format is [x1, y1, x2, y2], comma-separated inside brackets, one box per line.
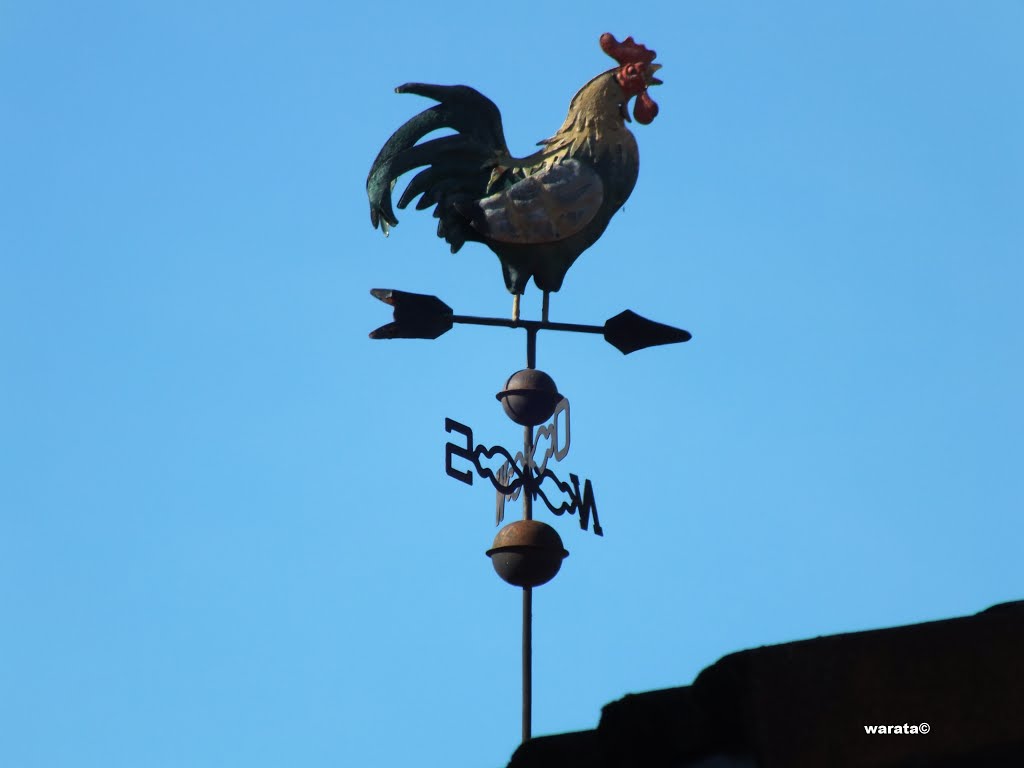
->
[2, 2, 1022, 766]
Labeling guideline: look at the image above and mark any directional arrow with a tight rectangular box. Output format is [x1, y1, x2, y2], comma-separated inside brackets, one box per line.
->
[369, 288, 453, 340]
[369, 289, 691, 354]
[603, 310, 692, 354]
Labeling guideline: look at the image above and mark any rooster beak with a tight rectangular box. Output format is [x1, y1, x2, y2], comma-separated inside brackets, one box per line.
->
[647, 63, 663, 86]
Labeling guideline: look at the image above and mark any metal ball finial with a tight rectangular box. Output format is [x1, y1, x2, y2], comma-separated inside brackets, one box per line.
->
[486, 520, 569, 588]
[496, 368, 562, 426]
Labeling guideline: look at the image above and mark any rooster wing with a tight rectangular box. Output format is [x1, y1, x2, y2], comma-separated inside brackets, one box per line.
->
[457, 159, 604, 244]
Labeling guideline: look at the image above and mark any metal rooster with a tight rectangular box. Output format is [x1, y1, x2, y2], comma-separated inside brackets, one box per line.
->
[367, 33, 662, 319]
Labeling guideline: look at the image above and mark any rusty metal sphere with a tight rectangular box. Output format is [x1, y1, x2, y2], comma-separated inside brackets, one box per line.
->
[496, 368, 562, 426]
[486, 519, 569, 587]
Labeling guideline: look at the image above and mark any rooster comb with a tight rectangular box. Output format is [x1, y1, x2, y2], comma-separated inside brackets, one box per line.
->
[600, 33, 657, 66]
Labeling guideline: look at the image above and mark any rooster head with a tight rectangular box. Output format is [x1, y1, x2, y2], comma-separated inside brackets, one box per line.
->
[600, 33, 662, 124]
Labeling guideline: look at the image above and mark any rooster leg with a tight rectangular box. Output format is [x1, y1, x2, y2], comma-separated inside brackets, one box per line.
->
[512, 293, 521, 322]
[541, 291, 550, 323]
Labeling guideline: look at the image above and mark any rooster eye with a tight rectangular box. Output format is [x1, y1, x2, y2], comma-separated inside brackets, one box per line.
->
[617, 63, 647, 95]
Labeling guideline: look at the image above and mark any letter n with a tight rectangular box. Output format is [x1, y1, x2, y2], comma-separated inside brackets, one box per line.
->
[569, 473, 602, 536]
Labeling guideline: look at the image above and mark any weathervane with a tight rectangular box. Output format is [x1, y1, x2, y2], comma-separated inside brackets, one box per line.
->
[365, 33, 687, 744]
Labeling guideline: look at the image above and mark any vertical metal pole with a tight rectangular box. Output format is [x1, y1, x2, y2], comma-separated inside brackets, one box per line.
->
[523, 586, 532, 742]
[522, 424, 534, 521]
[522, 323, 537, 743]
[524, 327, 537, 525]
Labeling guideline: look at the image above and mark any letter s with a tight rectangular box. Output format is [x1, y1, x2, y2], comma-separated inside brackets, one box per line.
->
[445, 418, 474, 485]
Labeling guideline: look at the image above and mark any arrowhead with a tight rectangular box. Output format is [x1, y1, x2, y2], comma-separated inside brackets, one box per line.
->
[603, 310, 692, 354]
[369, 289, 454, 340]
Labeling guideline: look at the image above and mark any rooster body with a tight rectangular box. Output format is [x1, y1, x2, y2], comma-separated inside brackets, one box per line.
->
[367, 34, 661, 297]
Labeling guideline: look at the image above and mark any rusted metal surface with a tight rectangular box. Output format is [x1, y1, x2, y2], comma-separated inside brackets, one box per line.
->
[490, 518, 568, 551]
[497, 369, 562, 427]
[486, 520, 569, 588]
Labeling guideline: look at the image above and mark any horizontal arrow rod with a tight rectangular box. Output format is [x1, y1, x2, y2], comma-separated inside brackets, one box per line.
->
[450, 314, 604, 336]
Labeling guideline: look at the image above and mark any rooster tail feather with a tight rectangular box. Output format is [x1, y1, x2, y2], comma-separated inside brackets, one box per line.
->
[367, 84, 509, 249]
